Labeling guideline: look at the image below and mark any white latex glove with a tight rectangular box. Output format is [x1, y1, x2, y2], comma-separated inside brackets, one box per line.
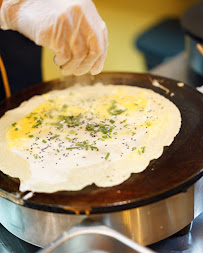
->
[0, 0, 108, 75]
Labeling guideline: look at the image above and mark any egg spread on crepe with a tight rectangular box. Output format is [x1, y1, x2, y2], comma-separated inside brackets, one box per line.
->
[0, 83, 181, 193]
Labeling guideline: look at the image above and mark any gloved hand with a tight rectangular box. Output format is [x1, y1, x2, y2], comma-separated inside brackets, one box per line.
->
[0, 0, 108, 75]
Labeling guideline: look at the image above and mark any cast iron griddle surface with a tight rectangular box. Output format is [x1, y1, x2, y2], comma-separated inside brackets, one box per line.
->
[0, 73, 202, 214]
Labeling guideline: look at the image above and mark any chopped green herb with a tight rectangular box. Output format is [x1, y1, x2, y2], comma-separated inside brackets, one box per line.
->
[51, 121, 63, 129]
[69, 130, 75, 134]
[102, 133, 112, 139]
[138, 146, 146, 155]
[86, 123, 96, 131]
[12, 122, 17, 127]
[108, 101, 126, 115]
[141, 146, 146, 153]
[42, 139, 47, 143]
[109, 119, 115, 124]
[132, 147, 136, 151]
[15, 128, 18, 131]
[66, 141, 98, 151]
[26, 112, 37, 119]
[105, 153, 110, 160]
[32, 118, 43, 128]
[85, 123, 114, 139]
[29, 135, 34, 138]
[50, 134, 60, 139]
[34, 155, 38, 159]
[66, 147, 79, 150]
[57, 149, 60, 153]
[113, 132, 117, 135]
[58, 113, 82, 127]
[98, 124, 114, 135]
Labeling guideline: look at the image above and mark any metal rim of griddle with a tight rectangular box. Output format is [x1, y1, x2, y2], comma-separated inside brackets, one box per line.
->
[0, 72, 202, 215]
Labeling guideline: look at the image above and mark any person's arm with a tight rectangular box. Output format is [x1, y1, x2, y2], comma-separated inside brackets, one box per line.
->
[0, 0, 108, 76]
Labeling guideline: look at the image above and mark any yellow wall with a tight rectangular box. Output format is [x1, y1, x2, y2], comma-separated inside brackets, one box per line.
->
[42, 0, 199, 81]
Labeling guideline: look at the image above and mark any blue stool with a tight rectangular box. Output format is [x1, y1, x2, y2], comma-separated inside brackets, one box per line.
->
[135, 18, 185, 70]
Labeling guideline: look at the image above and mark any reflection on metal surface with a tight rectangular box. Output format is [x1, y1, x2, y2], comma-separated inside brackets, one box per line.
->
[1, 177, 203, 248]
[37, 220, 155, 253]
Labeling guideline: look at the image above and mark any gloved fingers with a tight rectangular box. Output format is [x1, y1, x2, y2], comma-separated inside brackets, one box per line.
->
[60, 32, 88, 75]
[54, 54, 70, 66]
[73, 26, 107, 76]
[73, 50, 100, 76]
[90, 27, 108, 75]
[53, 12, 73, 66]
[60, 57, 85, 75]
[90, 54, 105, 75]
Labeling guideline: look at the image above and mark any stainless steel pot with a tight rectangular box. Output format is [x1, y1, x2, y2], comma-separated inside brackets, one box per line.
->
[0, 176, 203, 250]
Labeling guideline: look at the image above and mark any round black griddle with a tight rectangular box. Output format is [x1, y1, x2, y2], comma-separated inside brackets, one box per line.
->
[0, 73, 203, 214]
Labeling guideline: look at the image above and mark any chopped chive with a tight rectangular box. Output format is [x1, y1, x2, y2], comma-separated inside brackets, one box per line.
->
[108, 101, 126, 115]
[34, 155, 38, 159]
[66, 141, 98, 151]
[138, 146, 146, 155]
[58, 113, 82, 127]
[57, 149, 60, 153]
[86, 123, 96, 131]
[12, 122, 17, 127]
[69, 130, 75, 134]
[15, 128, 18, 131]
[50, 134, 60, 139]
[132, 147, 136, 151]
[109, 119, 115, 124]
[141, 146, 146, 153]
[42, 139, 47, 143]
[66, 147, 79, 150]
[29, 135, 34, 138]
[105, 153, 110, 160]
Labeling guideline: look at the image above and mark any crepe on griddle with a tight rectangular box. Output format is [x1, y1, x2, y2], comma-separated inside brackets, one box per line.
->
[0, 83, 181, 192]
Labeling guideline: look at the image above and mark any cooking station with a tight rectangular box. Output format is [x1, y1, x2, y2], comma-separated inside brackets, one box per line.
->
[0, 53, 202, 253]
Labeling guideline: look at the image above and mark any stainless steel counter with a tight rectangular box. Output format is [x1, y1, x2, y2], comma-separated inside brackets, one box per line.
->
[0, 53, 202, 253]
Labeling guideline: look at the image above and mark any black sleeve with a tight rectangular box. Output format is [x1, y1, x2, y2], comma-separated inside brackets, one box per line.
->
[0, 30, 42, 101]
